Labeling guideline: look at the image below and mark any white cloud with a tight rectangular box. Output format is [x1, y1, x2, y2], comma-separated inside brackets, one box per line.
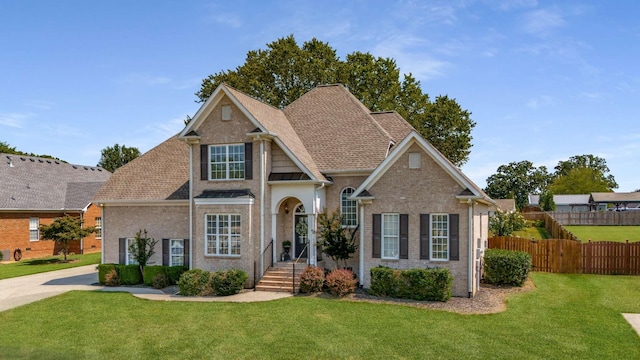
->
[522, 8, 566, 36]
[373, 35, 450, 81]
[0, 113, 33, 128]
[23, 100, 54, 110]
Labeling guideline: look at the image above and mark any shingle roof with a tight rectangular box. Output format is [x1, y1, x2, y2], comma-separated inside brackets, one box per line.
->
[0, 154, 110, 211]
[195, 189, 254, 199]
[93, 135, 189, 202]
[493, 199, 516, 212]
[283, 84, 397, 171]
[370, 111, 414, 144]
[590, 192, 640, 203]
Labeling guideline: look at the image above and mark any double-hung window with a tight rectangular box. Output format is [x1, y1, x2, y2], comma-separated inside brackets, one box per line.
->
[95, 217, 102, 239]
[431, 214, 449, 260]
[29, 218, 39, 241]
[170, 239, 185, 266]
[340, 187, 357, 227]
[210, 144, 244, 180]
[206, 214, 241, 256]
[126, 238, 138, 265]
[382, 214, 399, 259]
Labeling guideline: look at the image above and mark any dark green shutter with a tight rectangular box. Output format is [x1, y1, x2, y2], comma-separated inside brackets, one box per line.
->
[420, 214, 430, 260]
[184, 239, 190, 268]
[162, 239, 169, 266]
[200, 144, 208, 180]
[449, 214, 459, 261]
[372, 214, 381, 258]
[244, 142, 253, 179]
[119, 238, 126, 264]
[399, 214, 408, 259]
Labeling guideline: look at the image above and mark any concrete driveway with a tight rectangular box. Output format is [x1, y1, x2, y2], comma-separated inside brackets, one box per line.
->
[0, 265, 291, 312]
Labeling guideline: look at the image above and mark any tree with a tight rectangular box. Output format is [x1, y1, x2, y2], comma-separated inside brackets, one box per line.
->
[484, 161, 552, 210]
[1, 141, 62, 161]
[550, 154, 618, 193]
[196, 35, 475, 166]
[489, 210, 526, 237]
[39, 215, 96, 261]
[97, 144, 140, 172]
[538, 190, 556, 211]
[549, 167, 615, 194]
[317, 209, 358, 269]
[128, 229, 158, 276]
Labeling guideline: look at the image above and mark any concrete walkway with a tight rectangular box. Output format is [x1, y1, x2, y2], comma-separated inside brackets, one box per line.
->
[0, 265, 292, 312]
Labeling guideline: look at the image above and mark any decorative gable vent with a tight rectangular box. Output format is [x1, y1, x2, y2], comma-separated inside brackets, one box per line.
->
[409, 152, 421, 169]
[221, 104, 232, 121]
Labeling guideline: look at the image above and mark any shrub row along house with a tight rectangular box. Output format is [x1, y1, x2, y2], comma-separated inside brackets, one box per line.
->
[93, 83, 493, 297]
[0, 154, 110, 260]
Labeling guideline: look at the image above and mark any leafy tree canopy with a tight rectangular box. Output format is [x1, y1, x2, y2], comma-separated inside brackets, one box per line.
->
[489, 210, 527, 237]
[484, 161, 551, 210]
[97, 144, 140, 172]
[549, 167, 615, 194]
[39, 215, 95, 261]
[1, 141, 62, 161]
[196, 35, 475, 166]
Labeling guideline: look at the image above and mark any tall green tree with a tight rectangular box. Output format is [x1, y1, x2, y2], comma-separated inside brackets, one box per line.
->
[39, 215, 96, 261]
[1, 141, 61, 160]
[196, 35, 475, 166]
[97, 144, 140, 172]
[317, 209, 358, 269]
[128, 229, 158, 276]
[538, 190, 556, 211]
[484, 161, 551, 210]
[551, 154, 617, 193]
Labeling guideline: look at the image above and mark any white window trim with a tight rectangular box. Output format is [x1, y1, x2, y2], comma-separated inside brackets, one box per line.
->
[169, 239, 185, 266]
[205, 214, 241, 257]
[95, 217, 102, 239]
[29, 217, 39, 242]
[381, 213, 399, 260]
[126, 238, 138, 265]
[340, 187, 358, 227]
[209, 144, 245, 181]
[430, 213, 449, 261]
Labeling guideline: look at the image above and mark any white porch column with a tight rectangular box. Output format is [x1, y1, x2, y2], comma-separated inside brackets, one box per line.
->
[307, 214, 316, 266]
[271, 213, 277, 265]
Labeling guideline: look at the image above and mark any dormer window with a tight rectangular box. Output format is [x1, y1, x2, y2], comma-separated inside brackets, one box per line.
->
[221, 105, 232, 121]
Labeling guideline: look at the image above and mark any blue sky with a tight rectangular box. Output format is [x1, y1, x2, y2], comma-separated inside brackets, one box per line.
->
[1, 1, 638, 192]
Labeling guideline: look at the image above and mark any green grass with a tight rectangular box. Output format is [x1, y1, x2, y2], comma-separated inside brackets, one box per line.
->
[565, 226, 640, 243]
[512, 225, 550, 240]
[0, 272, 639, 359]
[0, 252, 101, 280]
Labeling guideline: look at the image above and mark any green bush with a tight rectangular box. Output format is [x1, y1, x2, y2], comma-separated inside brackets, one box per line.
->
[152, 272, 169, 289]
[298, 266, 325, 293]
[104, 268, 121, 287]
[119, 264, 143, 285]
[369, 266, 453, 302]
[211, 269, 248, 296]
[483, 249, 531, 286]
[166, 266, 188, 285]
[97, 264, 118, 285]
[143, 266, 166, 286]
[177, 269, 212, 296]
[325, 269, 357, 297]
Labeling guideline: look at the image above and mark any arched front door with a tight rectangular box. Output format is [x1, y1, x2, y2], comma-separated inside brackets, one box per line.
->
[294, 204, 308, 259]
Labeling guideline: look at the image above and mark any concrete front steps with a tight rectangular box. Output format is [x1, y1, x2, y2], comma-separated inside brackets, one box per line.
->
[255, 260, 308, 292]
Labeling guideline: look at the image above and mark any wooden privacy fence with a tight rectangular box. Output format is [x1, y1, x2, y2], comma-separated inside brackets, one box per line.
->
[524, 211, 640, 226]
[489, 236, 640, 275]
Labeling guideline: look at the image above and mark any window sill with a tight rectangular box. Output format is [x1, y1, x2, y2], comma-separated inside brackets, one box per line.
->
[204, 255, 242, 259]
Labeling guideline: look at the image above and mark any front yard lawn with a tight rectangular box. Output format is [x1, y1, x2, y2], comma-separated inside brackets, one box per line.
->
[0, 272, 638, 359]
[0, 252, 101, 280]
[565, 225, 640, 242]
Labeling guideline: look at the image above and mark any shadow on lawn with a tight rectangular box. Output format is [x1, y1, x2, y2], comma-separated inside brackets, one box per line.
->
[20, 258, 78, 266]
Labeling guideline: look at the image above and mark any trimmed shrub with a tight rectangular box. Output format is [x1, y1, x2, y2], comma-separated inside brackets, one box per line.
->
[369, 266, 453, 302]
[326, 269, 357, 297]
[166, 266, 188, 285]
[104, 268, 121, 287]
[152, 272, 169, 289]
[98, 263, 118, 285]
[177, 269, 212, 296]
[143, 266, 166, 286]
[298, 266, 325, 293]
[483, 249, 531, 286]
[211, 269, 248, 296]
[119, 264, 143, 285]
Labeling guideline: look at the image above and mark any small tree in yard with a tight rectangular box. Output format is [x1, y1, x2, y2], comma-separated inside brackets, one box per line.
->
[317, 209, 358, 269]
[129, 230, 158, 276]
[489, 210, 526, 237]
[39, 215, 96, 261]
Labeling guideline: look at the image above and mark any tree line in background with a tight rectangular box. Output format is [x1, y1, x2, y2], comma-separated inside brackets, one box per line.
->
[484, 154, 620, 210]
[0, 141, 61, 161]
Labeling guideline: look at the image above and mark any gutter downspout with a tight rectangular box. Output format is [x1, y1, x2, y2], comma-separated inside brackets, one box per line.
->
[100, 205, 104, 264]
[259, 137, 265, 278]
[468, 198, 473, 298]
[189, 144, 194, 269]
[79, 211, 84, 254]
[312, 182, 326, 266]
[358, 199, 365, 287]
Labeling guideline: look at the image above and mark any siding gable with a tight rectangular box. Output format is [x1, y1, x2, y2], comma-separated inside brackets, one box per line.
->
[271, 144, 302, 173]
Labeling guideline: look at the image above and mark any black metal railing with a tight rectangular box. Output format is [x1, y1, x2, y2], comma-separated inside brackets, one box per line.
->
[254, 239, 274, 288]
[291, 243, 308, 294]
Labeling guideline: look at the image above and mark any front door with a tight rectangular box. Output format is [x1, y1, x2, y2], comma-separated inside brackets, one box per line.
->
[294, 212, 308, 259]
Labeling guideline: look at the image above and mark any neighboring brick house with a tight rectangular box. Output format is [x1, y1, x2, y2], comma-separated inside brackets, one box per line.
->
[0, 154, 110, 260]
[94, 83, 494, 297]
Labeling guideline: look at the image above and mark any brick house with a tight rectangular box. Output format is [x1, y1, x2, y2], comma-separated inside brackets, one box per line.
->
[0, 154, 110, 260]
[94, 84, 493, 297]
